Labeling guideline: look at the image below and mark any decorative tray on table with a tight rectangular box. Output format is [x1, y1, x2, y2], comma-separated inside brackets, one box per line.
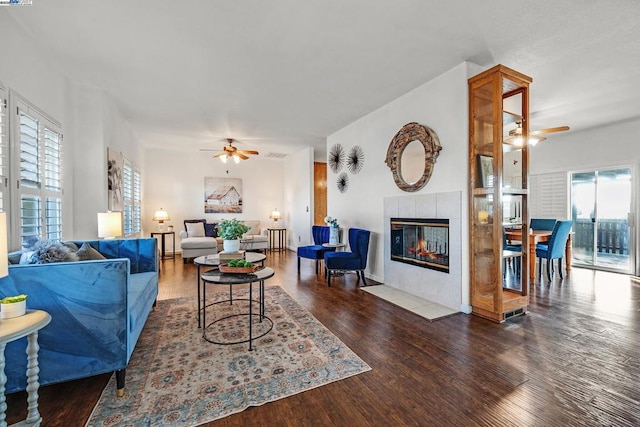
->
[218, 263, 260, 274]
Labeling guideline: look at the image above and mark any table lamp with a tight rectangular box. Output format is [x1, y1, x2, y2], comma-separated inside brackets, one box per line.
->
[97, 211, 123, 239]
[152, 208, 170, 231]
[269, 208, 281, 227]
[0, 212, 8, 278]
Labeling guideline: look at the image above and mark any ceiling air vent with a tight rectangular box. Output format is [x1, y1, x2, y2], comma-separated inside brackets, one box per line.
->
[264, 152, 287, 159]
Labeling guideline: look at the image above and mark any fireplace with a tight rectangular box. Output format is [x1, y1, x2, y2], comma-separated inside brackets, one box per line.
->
[390, 218, 449, 273]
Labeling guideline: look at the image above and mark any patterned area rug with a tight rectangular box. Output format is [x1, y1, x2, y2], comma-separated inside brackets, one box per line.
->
[86, 286, 371, 426]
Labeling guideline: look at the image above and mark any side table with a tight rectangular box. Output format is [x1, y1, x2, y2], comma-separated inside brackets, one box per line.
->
[201, 267, 275, 351]
[150, 231, 175, 260]
[0, 310, 51, 427]
[267, 228, 287, 252]
[193, 252, 266, 328]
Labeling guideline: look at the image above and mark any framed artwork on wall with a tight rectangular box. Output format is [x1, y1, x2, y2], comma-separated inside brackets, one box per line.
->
[478, 155, 494, 188]
[204, 177, 243, 213]
[107, 148, 124, 211]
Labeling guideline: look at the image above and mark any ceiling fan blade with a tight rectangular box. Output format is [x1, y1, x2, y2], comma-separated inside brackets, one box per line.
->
[531, 125, 570, 135]
[236, 153, 249, 160]
[238, 150, 259, 155]
[213, 152, 226, 158]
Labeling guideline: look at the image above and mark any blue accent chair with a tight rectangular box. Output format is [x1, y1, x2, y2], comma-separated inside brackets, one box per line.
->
[535, 220, 573, 281]
[297, 225, 336, 274]
[324, 228, 370, 287]
[530, 218, 558, 231]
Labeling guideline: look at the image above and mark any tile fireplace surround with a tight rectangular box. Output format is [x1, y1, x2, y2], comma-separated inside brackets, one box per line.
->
[383, 191, 462, 311]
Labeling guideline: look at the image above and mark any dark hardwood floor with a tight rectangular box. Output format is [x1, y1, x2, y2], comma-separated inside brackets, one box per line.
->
[6, 251, 640, 426]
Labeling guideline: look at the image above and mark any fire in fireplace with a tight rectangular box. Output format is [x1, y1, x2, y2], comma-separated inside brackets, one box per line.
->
[390, 218, 449, 273]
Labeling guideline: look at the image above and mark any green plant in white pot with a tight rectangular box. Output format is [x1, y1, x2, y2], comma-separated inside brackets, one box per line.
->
[1, 294, 28, 319]
[217, 219, 250, 253]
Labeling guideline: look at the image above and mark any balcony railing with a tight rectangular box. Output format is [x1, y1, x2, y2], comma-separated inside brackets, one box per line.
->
[573, 218, 630, 255]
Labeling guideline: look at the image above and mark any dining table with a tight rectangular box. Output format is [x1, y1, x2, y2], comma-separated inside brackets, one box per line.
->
[505, 228, 572, 283]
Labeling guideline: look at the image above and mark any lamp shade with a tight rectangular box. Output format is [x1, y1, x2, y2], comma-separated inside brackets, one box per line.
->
[97, 212, 123, 239]
[269, 209, 281, 221]
[0, 212, 8, 278]
[152, 209, 170, 223]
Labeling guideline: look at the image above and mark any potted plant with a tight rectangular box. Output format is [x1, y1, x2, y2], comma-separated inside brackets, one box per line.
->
[1, 294, 28, 319]
[217, 219, 250, 253]
[325, 216, 340, 245]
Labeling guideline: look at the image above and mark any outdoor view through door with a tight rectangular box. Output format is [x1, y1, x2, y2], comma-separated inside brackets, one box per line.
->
[571, 168, 633, 273]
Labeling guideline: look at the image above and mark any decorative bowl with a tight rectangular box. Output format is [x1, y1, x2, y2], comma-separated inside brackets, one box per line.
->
[219, 263, 259, 274]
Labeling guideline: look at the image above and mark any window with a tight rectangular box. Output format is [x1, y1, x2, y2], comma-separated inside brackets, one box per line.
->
[0, 86, 7, 213]
[123, 158, 141, 236]
[13, 96, 63, 248]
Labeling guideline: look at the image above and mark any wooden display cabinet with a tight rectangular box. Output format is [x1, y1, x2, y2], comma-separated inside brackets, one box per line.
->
[468, 64, 531, 322]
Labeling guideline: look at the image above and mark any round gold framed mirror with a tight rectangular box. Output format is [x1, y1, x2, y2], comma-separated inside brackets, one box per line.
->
[385, 122, 442, 192]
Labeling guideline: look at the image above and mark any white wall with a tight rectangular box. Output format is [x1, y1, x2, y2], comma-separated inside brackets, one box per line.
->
[143, 148, 284, 249]
[530, 119, 640, 175]
[284, 147, 314, 249]
[326, 62, 472, 310]
[0, 12, 145, 243]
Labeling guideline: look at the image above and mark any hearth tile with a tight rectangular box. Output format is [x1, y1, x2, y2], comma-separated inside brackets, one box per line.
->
[361, 285, 459, 321]
[411, 303, 459, 321]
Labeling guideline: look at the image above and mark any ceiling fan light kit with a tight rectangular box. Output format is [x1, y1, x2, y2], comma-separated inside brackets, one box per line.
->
[203, 138, 259, 163]
[504, 121, 568, 147]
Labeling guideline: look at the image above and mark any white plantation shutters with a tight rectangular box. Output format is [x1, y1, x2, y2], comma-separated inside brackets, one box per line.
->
[133, 169, 141, 233]
[0, 86, 7, 213]
[15, 98, 63, 248]
[529, 173, 569, 221]
[123, 158, 141, 236]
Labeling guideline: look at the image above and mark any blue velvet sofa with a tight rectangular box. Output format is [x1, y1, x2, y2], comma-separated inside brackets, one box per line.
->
[0, 238, 158, 396]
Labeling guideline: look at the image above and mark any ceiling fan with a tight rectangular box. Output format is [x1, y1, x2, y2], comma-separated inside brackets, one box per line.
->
[201, 138, 259, 163]
[504, 122, 570, 147]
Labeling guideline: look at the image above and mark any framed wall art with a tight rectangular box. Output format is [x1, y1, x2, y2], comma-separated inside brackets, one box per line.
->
[478, 155, 494, 188]
[204, 177, 243, 214]
[107, 148, 124, 211]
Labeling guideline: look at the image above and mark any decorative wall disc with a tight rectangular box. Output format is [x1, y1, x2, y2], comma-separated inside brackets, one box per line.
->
[347, 145, 364, 174]
[328, 143, 345, 173]
[337, 172, 349, 193]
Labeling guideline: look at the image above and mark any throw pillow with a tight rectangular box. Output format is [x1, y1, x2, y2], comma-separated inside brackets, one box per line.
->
[246, 222, 261, 236]
[8, 251, 23, 265]
[186, 222, 205, 238]
[29, 240, 79, 264]
[19, 251, 36, 264]
[76, 242, 107, 261]
[62, 241, 79, 252]
[204, 223, 218, 238]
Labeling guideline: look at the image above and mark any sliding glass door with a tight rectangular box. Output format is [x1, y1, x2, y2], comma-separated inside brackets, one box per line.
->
[571, 168, 633, 273]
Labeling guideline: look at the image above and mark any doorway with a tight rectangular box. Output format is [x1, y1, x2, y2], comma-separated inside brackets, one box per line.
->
[570, 167, 634, 273]
[313, 162, 327, 225]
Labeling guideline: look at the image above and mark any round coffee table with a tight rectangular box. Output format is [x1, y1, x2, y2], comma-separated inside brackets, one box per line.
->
[193, 252, 266, 328]
[201, 267, 274, 351]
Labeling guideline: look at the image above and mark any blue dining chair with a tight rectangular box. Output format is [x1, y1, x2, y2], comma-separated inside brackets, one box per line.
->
[530, 218, 557, 231]
[535, 220, 573, 281]
[297, 225, 336, 274]
[503, 227, 522, 277]
[324, 228, 370, 287]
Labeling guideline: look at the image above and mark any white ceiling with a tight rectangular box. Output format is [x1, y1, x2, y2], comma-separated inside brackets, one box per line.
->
[7, 1, 640, 157]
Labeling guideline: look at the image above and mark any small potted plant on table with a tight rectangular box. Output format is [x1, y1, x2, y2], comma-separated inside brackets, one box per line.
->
[1, 294, 28, 319]
[217, 219, 250, 253]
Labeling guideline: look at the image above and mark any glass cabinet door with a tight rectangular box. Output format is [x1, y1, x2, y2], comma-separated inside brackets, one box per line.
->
[469, 65, 531, 322]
